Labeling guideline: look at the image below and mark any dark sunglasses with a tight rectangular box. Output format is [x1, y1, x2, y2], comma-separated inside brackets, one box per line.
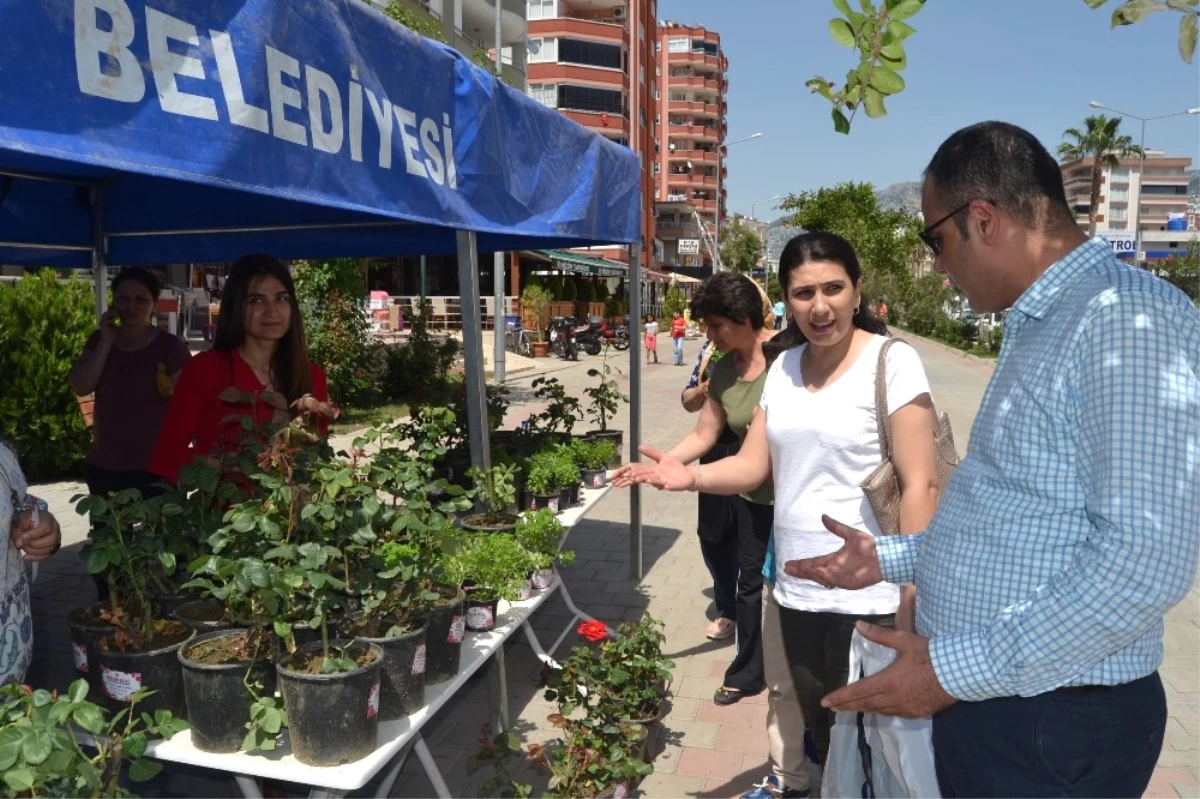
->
[919, 200, 988, 256]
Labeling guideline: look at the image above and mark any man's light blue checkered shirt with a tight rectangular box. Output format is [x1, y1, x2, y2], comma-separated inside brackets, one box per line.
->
[877, 238, 1200, 702]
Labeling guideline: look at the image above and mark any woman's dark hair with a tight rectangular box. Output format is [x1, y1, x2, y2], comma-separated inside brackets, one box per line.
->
[111, 267, 160, 302]
[763, 232, 888, 362]
[212, 254, 312, 406]
[689, 272, 765, 331]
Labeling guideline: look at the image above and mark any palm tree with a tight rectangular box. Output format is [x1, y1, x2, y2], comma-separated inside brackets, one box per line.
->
[1058, 115, 1143, 236]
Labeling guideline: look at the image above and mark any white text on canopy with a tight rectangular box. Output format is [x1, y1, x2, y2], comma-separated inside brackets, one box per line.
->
[73, 0, 458, 188]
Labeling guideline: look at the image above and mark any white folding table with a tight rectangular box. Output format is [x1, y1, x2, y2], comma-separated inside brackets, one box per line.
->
[142, 485, 613, 798]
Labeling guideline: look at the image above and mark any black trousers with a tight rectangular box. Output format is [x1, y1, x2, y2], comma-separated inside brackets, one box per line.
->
[776, 607, 895, 762]
[719, 496, 772, 693]
[696, 429, 741, 623]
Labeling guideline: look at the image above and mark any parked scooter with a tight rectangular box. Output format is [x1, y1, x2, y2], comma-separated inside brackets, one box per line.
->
[546, 316, 579, 360]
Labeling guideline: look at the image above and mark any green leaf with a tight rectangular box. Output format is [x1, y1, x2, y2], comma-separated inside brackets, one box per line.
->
[886, 19, 916, 39]
[1111, 0, 1168, 25]
[805, 78, 836, 101]
[261, 707, 283, 734]
[67, 679, 89, 704]
[1180, 13, 1198, 62]
[833, 0, 853, 13]
[158, 551, 177, 573]
[43, 747, 73, 775]
[1084, 0, 1109, 6]
[863, 86, 888, 117]
[30, 689, 52, 708]
[832, 107, 851, 134]
[129, 757, 163, 782]
[869, 65, 905, 94]
[72, 703, 105, 735]
[124, 731, 148, 759]
[829, 17, 856, 47]
[274, 620, 293, 639]
[887, 0, 924, 20]
[84, 548, 109, 575]
[3, 767, 34, 794]
[0, 728, 22, 771]
[21, 729, 53, 765]
[879, 43, 907, 68]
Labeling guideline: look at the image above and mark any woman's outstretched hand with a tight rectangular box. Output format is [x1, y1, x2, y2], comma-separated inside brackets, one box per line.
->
[610, 445, 696, 491]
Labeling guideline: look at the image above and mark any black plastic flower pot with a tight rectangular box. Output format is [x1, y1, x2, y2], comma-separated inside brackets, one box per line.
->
[527, 492, 560, 513]
[154, 593, 198, 618]
[581, 468, 607, 489]
[344, 616, 429, 721]
[587, 429, 624, 468]
[465, 597, 500, 632]
[178, 629, 276, 753]
[557, 486, 574, 509]
[277, 640, 384, 767]
[96, 622, 195, 719]
[424, 588, 467, 685]
[460, 512, 519, 535]
[172, 600, 232, 635]
[67, 605, 113, 700]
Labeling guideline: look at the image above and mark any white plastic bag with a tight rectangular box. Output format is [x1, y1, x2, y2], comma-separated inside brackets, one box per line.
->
[820, 630, 941, 799]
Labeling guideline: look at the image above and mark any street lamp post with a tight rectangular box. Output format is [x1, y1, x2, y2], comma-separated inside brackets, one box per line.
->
[715, 132, 763, 270]
[1088, 101, 1200, 265]
[750, 194, 781, 275]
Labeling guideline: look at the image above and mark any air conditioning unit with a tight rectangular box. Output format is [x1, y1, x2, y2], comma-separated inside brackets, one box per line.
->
[613, 6, 627, 19]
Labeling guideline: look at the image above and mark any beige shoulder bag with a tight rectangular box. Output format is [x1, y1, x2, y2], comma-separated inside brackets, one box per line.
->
[860, 338, 960, 535]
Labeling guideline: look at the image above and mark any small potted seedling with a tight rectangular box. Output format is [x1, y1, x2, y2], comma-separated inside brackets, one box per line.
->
[514, 509, 574, 591]
[461, 463, 520, 534]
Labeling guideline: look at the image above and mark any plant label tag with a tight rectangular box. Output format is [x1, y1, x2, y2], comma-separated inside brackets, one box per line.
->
[412, 644, 427, 675]
[590, 472, 605, 488]
[448, 614, 466, 643]
[532, 570, 554, 589]
[547, 496, 559, 512]
[101, 666, 141, 702]
[613, 781, 629, 799]
[367, 682, 380, 719]
[467, 605, 494, 630]
[72, 643, 89, 673]
[516, 585, 533, 601]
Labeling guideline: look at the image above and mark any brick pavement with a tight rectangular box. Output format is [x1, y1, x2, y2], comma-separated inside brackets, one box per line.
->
[24, 332, 1199, 797]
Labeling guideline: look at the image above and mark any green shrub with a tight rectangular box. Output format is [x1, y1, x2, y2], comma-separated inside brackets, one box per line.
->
[382, 310, 459, 404]
[0, 270, 96, 480]
[293, 260, 375, 407]
[562, 277, 578, 302]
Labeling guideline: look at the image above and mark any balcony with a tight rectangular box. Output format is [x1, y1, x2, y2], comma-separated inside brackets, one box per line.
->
[674, 51, 722, 71]
[526, 16, 627, 41]
[671, 75, 720, 93]
[656, 221, 701, 239]
[560, 109, 630, 135]
[667, 148, 718, 163]
[665, 172, 718, 190]
[527, 62, 626, 86]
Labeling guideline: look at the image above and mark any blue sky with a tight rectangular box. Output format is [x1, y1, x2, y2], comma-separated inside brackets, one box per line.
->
[658, 0, 1200, 220]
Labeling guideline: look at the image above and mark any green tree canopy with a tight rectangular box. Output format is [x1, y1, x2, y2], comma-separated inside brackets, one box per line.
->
[719, 217, 765, 274]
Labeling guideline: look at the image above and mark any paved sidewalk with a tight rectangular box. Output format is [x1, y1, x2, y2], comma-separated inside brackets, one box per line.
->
[24, 332, 1199, 797]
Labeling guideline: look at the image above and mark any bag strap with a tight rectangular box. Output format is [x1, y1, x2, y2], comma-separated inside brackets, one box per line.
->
[873, 338, 899, 463]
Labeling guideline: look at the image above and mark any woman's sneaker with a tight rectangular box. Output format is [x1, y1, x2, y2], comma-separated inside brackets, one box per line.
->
[739, 774, 810, 799]
[706, 618, 735, 640]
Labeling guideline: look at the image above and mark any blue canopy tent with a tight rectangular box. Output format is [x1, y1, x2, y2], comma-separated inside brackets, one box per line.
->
[0, 0, 645, 575]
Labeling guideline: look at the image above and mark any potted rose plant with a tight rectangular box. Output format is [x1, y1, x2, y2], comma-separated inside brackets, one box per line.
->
[583, 354, 629, 468]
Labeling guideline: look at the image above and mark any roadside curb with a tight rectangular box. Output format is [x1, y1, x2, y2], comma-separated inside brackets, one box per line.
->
[893, 327, 997, 370]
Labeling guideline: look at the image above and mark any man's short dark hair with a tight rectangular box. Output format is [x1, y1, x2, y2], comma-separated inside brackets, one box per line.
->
[924, 121, 1074, 235]
[690, 272, 764, 330]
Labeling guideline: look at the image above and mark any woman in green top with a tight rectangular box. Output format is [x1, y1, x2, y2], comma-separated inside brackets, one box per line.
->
[620, 272, 779, 705]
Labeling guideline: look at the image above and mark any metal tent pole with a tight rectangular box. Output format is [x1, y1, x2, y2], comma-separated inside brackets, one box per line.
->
[627, 243, 643, 580]
[91, 186, 107, 317]
[456, 230, 491, 474]
[492, 0, 506, 385]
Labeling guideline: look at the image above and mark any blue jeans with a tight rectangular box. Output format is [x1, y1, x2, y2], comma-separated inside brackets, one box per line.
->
[932, 671, 1166, 798]
[672, 336, 684, 364]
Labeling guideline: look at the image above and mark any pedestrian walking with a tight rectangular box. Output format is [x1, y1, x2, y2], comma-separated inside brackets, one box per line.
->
[787, 121, 1200, 798]
[670, 310, 687, 365]
[773, 299, 785, 330]
[643, 314, 659, 364]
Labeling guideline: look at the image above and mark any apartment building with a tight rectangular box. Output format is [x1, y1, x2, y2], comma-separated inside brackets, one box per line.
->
[1061, 150, 1195, 260]
[371, 0, 530, 88]
[526, 0, 659, 269]
[653, 22, 727, 271]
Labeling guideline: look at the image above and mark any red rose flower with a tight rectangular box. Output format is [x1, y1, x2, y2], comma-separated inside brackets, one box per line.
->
[578, 620, 608, 642]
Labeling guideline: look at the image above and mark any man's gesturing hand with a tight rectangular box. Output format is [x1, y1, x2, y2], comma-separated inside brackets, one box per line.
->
[782, 514, 884, 590]
[820, 622, 956, 719]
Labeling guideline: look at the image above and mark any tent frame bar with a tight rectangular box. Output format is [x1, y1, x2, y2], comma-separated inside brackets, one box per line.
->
[108, 219, 417, 239]
[0, 239, 92, 251]
[0, 167, 98, 187]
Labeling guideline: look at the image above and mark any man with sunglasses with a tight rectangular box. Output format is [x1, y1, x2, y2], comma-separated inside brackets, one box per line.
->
[785, 121, 1199, 798]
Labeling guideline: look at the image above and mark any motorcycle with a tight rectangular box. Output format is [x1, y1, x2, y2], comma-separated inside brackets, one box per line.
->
[546, 316, 579, 360]
[610, 316, 631, 351]
[575, 316, 607, 356]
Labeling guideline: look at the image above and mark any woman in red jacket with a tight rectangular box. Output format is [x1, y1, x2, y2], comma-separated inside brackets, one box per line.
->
[149, 254, 329, 483]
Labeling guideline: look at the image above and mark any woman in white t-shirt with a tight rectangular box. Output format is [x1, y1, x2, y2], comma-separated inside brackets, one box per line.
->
[616, 232, 940, 763]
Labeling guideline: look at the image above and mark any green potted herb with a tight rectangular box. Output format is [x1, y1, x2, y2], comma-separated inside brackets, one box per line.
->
[550, 448, 583, 508]
[572, 438, 616, 489]
[453, 534, 537, 631]
[514, 509, 573, 590]
[462, 463, 520, 533]
[524, 452, 562, 513]
[583, 354, 629, 468]
[77, 489, 194, 719]
[531, 376, 583, 436]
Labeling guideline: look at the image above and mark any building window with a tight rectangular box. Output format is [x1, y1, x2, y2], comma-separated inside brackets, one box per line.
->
[1142, 184, 1188, 195]
[668, 36, 688, 53]
[526, 0, 557, 19]
[1110, 206, 1128, 221]
[640, 108, 646, 126]
[1110, 167, 1130, 181]
[640, 64, 645, 84]
[558, 37, 621, 69]
[1109, 187, 1128, 201]
[527, 37, 558, 63]
[529, 83, 557, 108]
[558, 84, 625, 115]
[670, 93, 688, 101]
[639, 22, 645, 41]
[691, 39, 719, 56]
[1108, 222, 1127, 230]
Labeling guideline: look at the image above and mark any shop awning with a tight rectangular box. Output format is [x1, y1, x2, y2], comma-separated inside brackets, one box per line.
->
[535, 249, 628, 276]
